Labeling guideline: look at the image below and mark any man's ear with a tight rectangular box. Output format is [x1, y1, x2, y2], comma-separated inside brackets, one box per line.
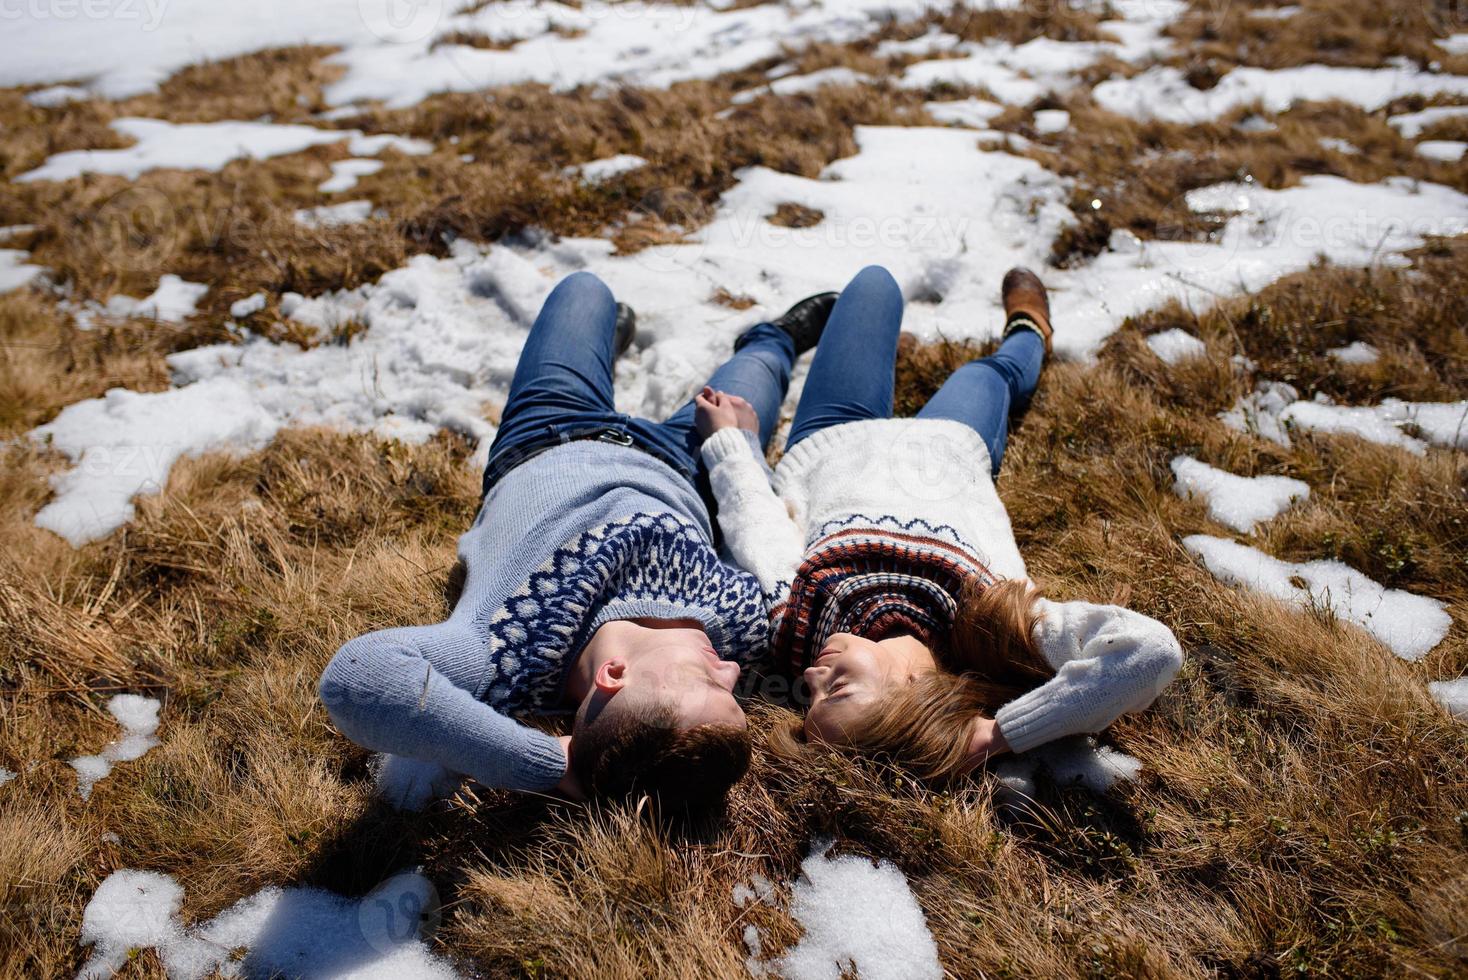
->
[594, 658, 628, 696]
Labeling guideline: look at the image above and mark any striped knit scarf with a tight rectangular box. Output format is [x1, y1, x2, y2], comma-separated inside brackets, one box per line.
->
[770, 518, 996, 676]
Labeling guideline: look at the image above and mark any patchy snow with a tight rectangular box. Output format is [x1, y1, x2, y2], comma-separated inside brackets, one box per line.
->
[1220, 382, 1300, 446]
[1318, 137, 1360, 155]
[901, 37, 1116, 103]
[1281, 399, 1426, 453]
[295, 200, 377, 228]
[17, 119, 429, 183]
[102, 275, 210, 324]
[1438, 34, 1468, 56]
[69, 695, 161, 800]
[1389, 105, 1468, 138]
[733, 67, 875, 105]
[26, 84, 89, 107]
[1183, 534, 1450, 661]
[1094, 65, 1468, 124]
[17, 118, 349, 182]
[875, 30, 962, 60]
[1033, 109, 1071, 134]
[230, 293, 268, 319]
[28, 111, 1468, 543]
[1282, 398, 1468, 454]
[375, 755, 461, 812]
[1248, 5, 1301, 19]
[1221, 384, 1468, 453]
[321, 159, 385, 194]
[0, 767, 14, 788]
[924, 98, 1005, 128]
[1417, 139, 1468, 162]
[1171, 456, 1309, 534]
[1146, 328, 1207, 364]
[0, 249, 46, 294]
[1429, 678, 1468, 719]
[993, 737, 1144, 798]
[348, 134, 434, 157]
[77, 869, 455, 980]
[745, 840, 941, 980]
[1328, 340, 1380, 364]
[565, 154, 649, 185]
[32, 382, 281, 546]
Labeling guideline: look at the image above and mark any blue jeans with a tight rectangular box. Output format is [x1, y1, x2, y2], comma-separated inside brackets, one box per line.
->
[786, 265, 1045, 476]
[483, 271, 796, 494]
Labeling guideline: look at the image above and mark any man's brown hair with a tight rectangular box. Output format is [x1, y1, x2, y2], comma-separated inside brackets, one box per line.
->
[569, 701, 752, 818]
[769, 577, 1051, 783]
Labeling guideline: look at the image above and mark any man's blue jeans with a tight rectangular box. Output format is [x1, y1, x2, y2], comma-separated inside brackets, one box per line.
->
[785, 265, 1045, 476]
[483, 271, 796, 494]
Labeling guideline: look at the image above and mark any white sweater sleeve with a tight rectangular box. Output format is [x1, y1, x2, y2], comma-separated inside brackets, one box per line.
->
[993, 598, 1183, 754]
[701, 427, 805, 597]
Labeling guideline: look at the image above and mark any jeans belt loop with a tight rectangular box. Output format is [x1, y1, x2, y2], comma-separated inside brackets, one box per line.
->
[597, 428, 635, 448]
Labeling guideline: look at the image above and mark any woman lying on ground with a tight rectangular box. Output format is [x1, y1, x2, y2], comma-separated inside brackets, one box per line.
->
[695, 265, 1184, 782]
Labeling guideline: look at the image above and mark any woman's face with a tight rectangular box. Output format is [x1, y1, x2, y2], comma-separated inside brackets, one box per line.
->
[802, 632, 937, 743]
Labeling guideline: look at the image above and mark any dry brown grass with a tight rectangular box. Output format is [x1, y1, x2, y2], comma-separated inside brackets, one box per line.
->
[2, 7, 1467, 978]
[2, 242, 1464, 977]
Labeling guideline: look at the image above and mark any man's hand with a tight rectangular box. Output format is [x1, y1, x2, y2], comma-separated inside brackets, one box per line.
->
[963, 716, 1011, 773]
[554, 734, 585, 801]
[695, 386, 759, 440]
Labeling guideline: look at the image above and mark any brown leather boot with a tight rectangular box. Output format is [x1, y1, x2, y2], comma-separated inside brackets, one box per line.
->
[1001, 267, 1052, 355]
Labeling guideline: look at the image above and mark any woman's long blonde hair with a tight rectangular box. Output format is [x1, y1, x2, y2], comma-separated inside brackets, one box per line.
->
[769, 577, 1052, 783]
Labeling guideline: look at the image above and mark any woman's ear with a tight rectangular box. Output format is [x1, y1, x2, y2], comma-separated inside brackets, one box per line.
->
[593, 658, 628, 695]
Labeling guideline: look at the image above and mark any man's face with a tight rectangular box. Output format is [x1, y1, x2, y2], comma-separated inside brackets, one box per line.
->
[618, 629, 747, 731]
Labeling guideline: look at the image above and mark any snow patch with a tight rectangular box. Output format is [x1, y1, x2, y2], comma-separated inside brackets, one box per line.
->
[744, 841, 941, 980]
[374, 755, 461, 812]
[1145, 328, 1207, 364]
[230, 293, 268, 319]
[924, 98, 1005, 128]
[1183, 534, 1450, 661]
[76, 869, 455, 980]
[101, 275, 209, 324]
[565, 154, 649, 185]
[733, 67, 874, 105]
[18, 119, 429, 183]
[0, 768, 14, 788]
[321, 159, 385, 194]
[295, 200, 377, 228]
[1429, 678, 1468, 719]
[0, 249, 46, 294]
[1438, 34, 1468, 56]
[1328, 341, 1380, 364]
[1248, 5, 1300, 19]
[1283, 399, 1468, 454]
[1417, 140, 1468, 162]
[32, 381, 281, 546]
[1170, 456, 1309, 534]
[69, 695, 161, 800]
[1389, 105, 1468, 139]
[1094, 65, 1468, 124]
[26, 84, 89, 107]
[992, 737, 1144, 799]
[1033, 109, 1071, 135]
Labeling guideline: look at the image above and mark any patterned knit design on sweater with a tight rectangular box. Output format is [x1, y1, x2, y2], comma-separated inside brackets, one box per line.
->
[770, 514, 997, 674]
[478, 513, 771, 714]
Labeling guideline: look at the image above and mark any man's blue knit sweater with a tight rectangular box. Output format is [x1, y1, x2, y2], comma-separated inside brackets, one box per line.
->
[318, 440, 771, 793]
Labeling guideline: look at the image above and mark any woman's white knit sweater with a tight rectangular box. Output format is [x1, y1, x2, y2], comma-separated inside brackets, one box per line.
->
[701, 418, 1183, 755]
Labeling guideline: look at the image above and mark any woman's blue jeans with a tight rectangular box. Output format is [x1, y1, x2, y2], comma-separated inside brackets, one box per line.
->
[483, 271, 795, 494]
[785, 265, 1044, 476]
